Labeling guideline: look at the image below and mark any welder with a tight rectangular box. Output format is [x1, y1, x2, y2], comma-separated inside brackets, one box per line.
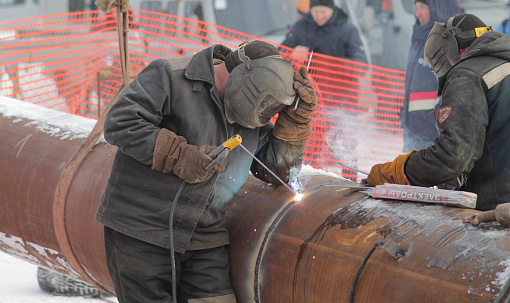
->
[366, 13, 510, 211]
[94, 40, 317, 303]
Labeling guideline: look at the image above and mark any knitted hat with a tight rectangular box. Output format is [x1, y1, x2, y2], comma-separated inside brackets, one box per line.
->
[447, 13, 489, 49]
[224, 41, 282, 73]
[310, 0, 334, 9]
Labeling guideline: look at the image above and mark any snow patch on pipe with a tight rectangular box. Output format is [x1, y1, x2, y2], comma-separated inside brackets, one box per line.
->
[0, 96, 104, 142]
[0, 232, 78, 276]
[355, 198, 510, 292]
[298, 164, 340, 178]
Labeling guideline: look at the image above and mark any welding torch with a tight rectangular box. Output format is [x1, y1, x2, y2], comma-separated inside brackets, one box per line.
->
[205, 134, 243, 170]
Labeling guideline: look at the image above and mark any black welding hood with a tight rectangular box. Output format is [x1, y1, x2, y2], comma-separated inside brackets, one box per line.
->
[424, 13, 491, 79]
[224, 42, 295, 129]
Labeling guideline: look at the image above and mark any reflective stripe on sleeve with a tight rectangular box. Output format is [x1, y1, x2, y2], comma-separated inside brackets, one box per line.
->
[483, 63, 510, 89]
[408, 91, 439, 112]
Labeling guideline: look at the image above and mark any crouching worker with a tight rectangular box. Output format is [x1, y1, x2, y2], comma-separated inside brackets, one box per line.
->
[366, 13, 510, 211]
[94, 40, 318, 303]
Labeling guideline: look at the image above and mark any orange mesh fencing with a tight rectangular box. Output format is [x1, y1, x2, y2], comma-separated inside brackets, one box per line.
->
[0, 9, 406, 181]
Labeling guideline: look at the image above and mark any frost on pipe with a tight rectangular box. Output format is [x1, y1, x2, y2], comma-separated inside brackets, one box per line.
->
[226, 172, 510, 302]
[1, 97, 510, 302]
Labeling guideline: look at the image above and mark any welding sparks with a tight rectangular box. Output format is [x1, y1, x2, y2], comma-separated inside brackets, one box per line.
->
[293, 193, 304, 202]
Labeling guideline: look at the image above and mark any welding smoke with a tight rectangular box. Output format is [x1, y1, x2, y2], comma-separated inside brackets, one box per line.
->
[289, 166, 303, 193]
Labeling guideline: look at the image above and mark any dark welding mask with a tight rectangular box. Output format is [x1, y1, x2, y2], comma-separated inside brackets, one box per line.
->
[424, 14, 492, 79]
[224, 46, 295, 129]
[424, 22, 460, 80]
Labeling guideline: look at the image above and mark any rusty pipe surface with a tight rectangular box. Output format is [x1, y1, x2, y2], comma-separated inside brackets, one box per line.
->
[0, 97, 116, 292]
[2, 97, 510, 302]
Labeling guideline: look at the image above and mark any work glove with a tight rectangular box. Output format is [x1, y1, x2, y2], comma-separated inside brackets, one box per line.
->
[367, 150, 417, 186]
[152, 129, 225, 184]
[273, 66, 318, 143]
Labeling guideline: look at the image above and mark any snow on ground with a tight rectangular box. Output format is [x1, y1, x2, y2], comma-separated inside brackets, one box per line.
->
[0, 251, 113, 303]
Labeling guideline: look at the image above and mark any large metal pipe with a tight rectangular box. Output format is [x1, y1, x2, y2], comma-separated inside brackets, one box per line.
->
[1, 97, 510, 302]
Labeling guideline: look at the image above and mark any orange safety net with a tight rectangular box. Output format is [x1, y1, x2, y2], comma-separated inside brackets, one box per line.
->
[0, 9, 405, 181]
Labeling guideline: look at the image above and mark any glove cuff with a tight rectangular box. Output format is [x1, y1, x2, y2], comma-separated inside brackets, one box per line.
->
[273, 112, 311, 143]
[152, 128, 187, 173]
[367, 150, 417, 186]
[394, 150, 417, 184]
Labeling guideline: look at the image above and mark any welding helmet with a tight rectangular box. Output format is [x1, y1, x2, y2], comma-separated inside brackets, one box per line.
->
[424, 13, 491, 79]
[223, 41, 295, 129]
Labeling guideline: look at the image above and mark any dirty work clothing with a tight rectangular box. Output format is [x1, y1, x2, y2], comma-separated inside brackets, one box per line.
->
[95, 44, 305, 254]
[281, 7, 367, 63]
[405, 31, 510, 211]
[400, 0, 463, 152]
[104, 227, 236, 303]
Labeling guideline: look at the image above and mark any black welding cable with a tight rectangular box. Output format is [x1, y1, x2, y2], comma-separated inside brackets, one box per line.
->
[169, 180, 187, 303]
[349, 241, 385, 303]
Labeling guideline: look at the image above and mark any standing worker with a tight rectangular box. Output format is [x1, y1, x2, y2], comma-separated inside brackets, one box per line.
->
[95, 41, 318, 302]
[400, 0, 463, 152]
[281, 0, 367, 181]
[366, 13, 510, 211]
[281, 0, 367, 63]
[496, 3, 510, 34]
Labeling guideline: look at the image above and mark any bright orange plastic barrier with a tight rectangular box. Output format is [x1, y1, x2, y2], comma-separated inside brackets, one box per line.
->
[0, 9, 405, 180]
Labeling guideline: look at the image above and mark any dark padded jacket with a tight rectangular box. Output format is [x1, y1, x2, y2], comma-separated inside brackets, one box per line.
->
[281, 7, 367, 63]
[95, 45, 305, 253]
[400, 0, 463, 152]
[405, 32, 510, 210]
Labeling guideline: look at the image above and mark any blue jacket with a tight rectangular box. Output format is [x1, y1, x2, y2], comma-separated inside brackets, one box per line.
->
[497, 15, 510, 34]
[400, 0, 463, 152]
[405, 32, 510, 211]
[281, 7, 367, 63]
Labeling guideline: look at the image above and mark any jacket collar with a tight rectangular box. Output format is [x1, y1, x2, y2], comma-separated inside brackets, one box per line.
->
[437, 32, 510, 94]
[185, 44, 232, 84]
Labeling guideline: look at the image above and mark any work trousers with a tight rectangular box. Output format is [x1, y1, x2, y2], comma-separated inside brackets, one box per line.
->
[104, 226, 237, 303]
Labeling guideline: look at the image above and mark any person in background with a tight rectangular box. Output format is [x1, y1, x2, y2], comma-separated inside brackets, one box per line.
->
[496, 5, 510, 34]
[95, 40, 317, 303]
[367, 13, 510, 212]
[400, 0, 463, 152]
[295, 0, 310, 20]
[281, 0, 367, 182]
[281, 0, 367, 63]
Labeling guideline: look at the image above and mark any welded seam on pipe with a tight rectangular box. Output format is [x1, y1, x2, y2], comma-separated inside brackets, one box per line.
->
[53, 84, 126, 291]
[253, 201, 295, 303]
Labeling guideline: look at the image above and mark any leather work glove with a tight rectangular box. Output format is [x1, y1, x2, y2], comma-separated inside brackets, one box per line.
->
[367, 150, 417, 186]
[273, 66, 318, 143]
[152, 129, 225, 184]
